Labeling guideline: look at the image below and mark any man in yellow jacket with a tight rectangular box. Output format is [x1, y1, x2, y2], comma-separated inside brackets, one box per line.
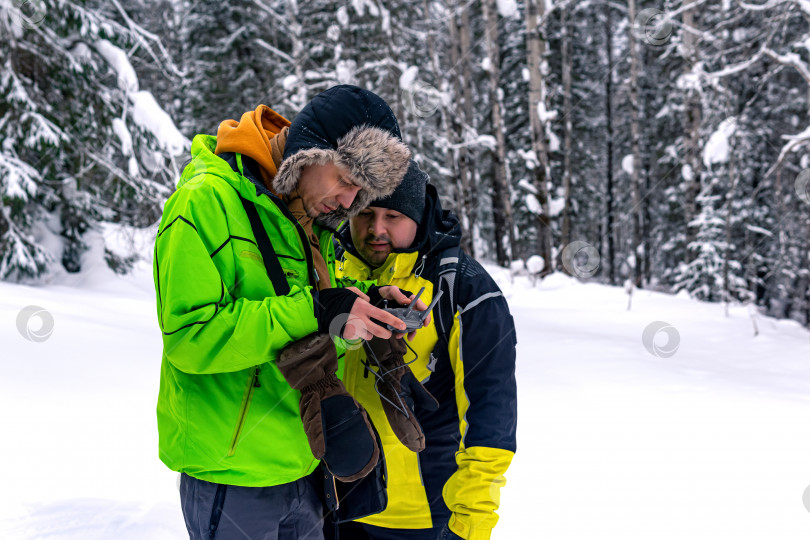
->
[334, 160, 518, 540]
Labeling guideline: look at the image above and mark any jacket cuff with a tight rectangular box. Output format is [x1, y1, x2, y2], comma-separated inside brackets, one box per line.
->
[448, 513, 493, 540]
[290, 286, 319, 339]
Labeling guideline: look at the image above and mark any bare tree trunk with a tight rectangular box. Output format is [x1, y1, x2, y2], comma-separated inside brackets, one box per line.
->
[286, 0, 308, 108]
[604, 1, 616, 284]
[423, 0, 457, 198]
[643, 169, 652, 283]
[560, 3, 573, 273]
[627, 0, 644, 288]
[481, 0, 517, 266]
[641, 41, 653, 285]
[723, 136, 738, 311]
[459, 2, 479, 258]
[774, 160, 788, 317]
[682, 5, 702, 265]
[447, 0, 475, 256]
[770, 162, 787, 316]
[525, 0, 553, 275]
[805, 216, 810, 325]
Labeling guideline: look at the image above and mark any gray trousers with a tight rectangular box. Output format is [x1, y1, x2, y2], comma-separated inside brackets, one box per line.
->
[179, 473, 325, 540]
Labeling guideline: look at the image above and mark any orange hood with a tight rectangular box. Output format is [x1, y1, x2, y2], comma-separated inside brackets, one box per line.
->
[214, 105, 290, 187]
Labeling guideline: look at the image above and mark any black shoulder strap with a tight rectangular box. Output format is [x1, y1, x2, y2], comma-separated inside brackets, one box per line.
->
[220, 152, 291, 296]
[434, 245, 462, 342]
[238, 195, 291, 296]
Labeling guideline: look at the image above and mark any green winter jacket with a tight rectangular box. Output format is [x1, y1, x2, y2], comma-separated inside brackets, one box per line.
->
[154, 134, 354, 487]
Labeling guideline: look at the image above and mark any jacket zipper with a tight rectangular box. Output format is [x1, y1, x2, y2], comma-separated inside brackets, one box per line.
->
[228, 366, 261, 456]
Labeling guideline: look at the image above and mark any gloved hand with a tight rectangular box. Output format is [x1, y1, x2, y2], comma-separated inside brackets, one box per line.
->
[313, 287, 413, 340]
[364, 335, 439, 452]
[437, 524, 464, 540]
[277, 333, 379, 482]
[312, 287, 359, 334]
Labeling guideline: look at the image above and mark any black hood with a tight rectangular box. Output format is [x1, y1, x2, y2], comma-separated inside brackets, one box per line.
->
[336, 183, 461, 270]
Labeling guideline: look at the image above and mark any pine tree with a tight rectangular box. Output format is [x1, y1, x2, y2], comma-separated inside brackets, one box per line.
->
[0, 0, 183, 279]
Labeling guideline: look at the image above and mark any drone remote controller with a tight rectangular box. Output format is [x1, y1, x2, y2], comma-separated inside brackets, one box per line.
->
[383, 287, 444, 333]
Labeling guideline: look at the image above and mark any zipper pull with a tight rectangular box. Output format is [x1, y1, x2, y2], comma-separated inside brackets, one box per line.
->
[414, 254, 427, 277]
[331, 473, 340, 510]
[253, 367, 262, 388]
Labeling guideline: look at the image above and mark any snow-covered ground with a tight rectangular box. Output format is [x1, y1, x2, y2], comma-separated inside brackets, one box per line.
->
[1, 256, 809, 539]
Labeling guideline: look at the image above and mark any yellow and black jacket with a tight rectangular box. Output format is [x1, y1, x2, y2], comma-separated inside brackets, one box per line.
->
[335, 185, 518, 540]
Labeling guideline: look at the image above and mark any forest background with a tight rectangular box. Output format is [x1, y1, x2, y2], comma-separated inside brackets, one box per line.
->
[2, 0, 810, 327]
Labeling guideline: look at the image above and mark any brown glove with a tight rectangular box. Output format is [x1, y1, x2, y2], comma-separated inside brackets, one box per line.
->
[364, 336, 439, 452]
[278, 333, 380, 482]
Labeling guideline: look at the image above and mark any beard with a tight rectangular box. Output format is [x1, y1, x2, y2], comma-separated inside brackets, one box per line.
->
[360, 235, 392, 267]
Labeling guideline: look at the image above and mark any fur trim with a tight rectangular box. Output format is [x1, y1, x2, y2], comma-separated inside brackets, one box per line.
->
[273, 148, 339, 196]
[272, 125, 411, 229]
[335, 125, 411, 200]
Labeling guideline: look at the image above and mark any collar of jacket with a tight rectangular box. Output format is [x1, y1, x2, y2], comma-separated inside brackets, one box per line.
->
[341, 249, 420, 284]
[180, 134, 293, 214]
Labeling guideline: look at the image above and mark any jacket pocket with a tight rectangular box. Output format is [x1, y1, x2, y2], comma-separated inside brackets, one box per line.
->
[227, 366, 261, 456]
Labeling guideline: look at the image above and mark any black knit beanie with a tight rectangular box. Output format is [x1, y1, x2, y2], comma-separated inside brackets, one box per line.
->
[370, 159, 428, 223]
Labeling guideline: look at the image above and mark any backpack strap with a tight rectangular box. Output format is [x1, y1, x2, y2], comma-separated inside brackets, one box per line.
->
[434, 245, 462, 342]
[238, 195, 291, 296]
[223, 152, 291, 296]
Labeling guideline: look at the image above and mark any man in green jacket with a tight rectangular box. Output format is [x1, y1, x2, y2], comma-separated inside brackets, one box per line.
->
[153, 86, 415, 539]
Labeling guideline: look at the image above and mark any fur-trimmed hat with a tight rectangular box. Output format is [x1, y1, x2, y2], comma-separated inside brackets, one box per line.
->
[273, 85, 411, 227]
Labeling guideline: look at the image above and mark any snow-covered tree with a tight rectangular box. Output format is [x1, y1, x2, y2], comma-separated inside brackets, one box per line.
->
[0, 0, 185, 279]
[2, 0, 810, 328]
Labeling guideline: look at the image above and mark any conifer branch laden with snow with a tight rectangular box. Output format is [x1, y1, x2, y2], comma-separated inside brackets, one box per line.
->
[0, 0, 185, 279]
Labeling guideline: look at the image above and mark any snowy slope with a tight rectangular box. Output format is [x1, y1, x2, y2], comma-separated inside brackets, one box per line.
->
[1, 258, 809, 539]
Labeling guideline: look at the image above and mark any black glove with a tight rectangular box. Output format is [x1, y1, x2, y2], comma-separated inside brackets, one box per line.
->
[399, 370, 440, 413]
[437, 525, 464, 540]
[312, 288, 359, 335]
[366, 285, 414, 308]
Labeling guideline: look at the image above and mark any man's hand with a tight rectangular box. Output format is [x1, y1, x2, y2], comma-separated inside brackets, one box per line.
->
[342, 297, 409, 341]
[371, 285, 432, 340]
[315, 287, 407, 340]
[343, 286, 370, 302]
